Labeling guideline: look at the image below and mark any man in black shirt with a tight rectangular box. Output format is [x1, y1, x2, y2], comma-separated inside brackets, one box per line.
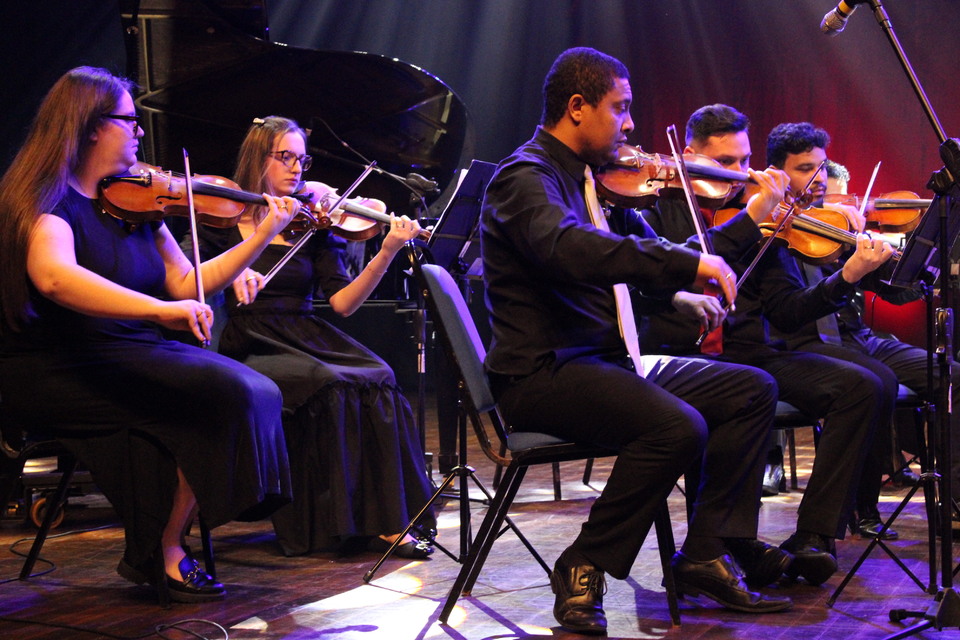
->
[639, 105, 896, 589]
[765, 122, 960, 537]
[482, 49, 790, 635]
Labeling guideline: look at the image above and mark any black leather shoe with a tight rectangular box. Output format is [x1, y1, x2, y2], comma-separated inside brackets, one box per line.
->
[367, 535, 434, 559]
[762, 463, 785, 497]
[118, 555, 224, 603]
[891, 467, 921, 487]
[725, 539, 794, 588]
[779, 532, 838, 586]
[856, 518, 899, 540]
[549, 551, 608, 635]
[671, 553, 792, 613]
[166, 556, 225, 603]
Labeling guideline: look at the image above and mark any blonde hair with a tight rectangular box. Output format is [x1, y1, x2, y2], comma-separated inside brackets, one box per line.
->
[233, 116, 307, 225]
[0, 66, 133, 334]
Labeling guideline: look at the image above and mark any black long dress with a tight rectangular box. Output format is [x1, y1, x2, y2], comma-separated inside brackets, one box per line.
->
[0, 189, 292, 568]
[198, 226, 435, 556]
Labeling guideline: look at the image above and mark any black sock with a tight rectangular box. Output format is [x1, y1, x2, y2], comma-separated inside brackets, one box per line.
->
[559, 545, 602, 572]
[680, 535, 726, 561]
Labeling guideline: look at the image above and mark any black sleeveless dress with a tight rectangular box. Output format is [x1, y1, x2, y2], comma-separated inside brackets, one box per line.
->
[198, 226, 435, 556]
[0, 189, 292, 567]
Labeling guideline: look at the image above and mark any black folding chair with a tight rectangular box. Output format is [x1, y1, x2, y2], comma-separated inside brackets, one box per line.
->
[1, 421, 215, 607]
[415, 262, 681, 627]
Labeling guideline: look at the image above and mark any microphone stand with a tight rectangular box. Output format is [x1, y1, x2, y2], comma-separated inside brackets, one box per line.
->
[852, 1, 960, 636]
[307, 120, 441, 473]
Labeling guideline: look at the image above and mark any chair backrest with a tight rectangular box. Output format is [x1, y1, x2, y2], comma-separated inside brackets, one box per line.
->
[419, 263, 496, 413]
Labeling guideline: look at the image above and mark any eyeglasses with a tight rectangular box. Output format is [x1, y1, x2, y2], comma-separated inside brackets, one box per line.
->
[101, 113, 141, 132]
[267, 150, 312, 172]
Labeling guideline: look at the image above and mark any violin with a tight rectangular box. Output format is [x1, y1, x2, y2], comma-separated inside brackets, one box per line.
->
[99, 162, 253, 228]
[283, 181, 432, 242]
[99, 162, 431, 241]
[713, 204, 901, 265]
[596, 144, 754, 209]
[823, 191, 931, 233]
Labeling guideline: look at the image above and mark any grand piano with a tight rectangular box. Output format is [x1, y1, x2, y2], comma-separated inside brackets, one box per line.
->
[121, 0, 470, 220]
[119, 1, 470, 466]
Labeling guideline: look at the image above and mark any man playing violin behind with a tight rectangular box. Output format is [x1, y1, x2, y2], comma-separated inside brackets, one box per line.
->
[638, 105, 895, 588]
[764, 122, 960, 539]
[194, 116, 435, 559]
[482, 48, 792, 635]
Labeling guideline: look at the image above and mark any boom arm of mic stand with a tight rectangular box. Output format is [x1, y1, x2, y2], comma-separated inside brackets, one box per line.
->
[864, 0, 947, 144]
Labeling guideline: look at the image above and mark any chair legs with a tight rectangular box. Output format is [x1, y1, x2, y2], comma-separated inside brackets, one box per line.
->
[16, 448, 216, 607]
[654, 501, 681, 627]
[437, 463, 681, 628]
[438, 464, 525, 624]
[19, 453, 78, 580]
[786, 429, 798, 490]
[583, 458, 594, 485]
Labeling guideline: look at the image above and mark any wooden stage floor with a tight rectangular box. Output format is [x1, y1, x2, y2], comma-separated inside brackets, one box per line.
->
[0, 401, 955, 639]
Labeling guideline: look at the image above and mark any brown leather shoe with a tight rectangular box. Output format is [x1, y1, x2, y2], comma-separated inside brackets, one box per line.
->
[549, 550, 607, 635]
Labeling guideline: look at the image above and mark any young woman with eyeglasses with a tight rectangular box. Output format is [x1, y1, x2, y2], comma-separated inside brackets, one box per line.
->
[0, 67, 300, 602]
[192, 115, 435, 559]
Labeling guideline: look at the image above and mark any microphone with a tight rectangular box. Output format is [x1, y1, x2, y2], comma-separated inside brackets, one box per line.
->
[820, 0, 864, 36]
[404, 172, 439, 193]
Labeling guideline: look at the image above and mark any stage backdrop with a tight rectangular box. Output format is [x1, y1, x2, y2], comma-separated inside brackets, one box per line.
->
[267, 0, 960, 199]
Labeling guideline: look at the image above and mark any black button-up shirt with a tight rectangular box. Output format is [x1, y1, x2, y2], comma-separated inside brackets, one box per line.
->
[481, 127, 701, 378]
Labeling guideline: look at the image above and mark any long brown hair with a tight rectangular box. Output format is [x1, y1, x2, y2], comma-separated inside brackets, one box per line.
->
[233, 116, 307, 225]
[0, 66, 133, 334]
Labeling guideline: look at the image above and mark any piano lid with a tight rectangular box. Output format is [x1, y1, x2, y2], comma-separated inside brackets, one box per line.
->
[126, 1, 470, 218]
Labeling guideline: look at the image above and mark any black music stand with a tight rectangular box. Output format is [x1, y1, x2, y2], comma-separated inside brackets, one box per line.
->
[828, 185, 957, 607]
[363, 160, 499, 581]
[823, 2, 960, 635]
[425, 159, 496, 278]
[877, 141, 960, 639]
[424, 160, 496, 473]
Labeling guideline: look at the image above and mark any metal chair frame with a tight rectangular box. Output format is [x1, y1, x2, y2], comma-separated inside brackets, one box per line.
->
[415, 262, 680, 627]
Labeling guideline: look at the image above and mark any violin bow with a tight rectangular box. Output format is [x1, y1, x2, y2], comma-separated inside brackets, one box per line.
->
[183, 148, 209, 347]
[666, 125, 725, 346]
[665, 125, 714, 255]
[735, 159, 828, 289]
[859, 161, 882, 222]
[256, 161, 378, 293]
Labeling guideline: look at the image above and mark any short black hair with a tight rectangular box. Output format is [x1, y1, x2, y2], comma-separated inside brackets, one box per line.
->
[766, 122, 830, 168]
[541, 47, 629, 127]
[685, 104, 750, 145]
[825, 159, 850, 182]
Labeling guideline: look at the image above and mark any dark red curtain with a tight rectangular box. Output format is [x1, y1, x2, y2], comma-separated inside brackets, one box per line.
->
[268, 0, 960, 197]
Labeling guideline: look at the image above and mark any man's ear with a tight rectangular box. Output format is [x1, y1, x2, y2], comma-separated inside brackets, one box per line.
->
[568, 94, 586, 125]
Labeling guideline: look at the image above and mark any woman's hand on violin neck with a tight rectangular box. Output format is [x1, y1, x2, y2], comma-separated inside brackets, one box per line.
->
[842, 233, 896, 283]
[743, 167, 790, 225]
[257, 194, 301, 240]
[233, 268, 264, 306]
[156, 300, 213, 344]
[671, 291, 727, 332]
[380, 214, 422, 253]
[694, 253, 738, 306]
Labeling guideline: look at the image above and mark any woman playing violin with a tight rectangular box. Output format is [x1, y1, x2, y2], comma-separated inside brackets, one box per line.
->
[0, 67, 298, 602]
[194, 116, 435, 558]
